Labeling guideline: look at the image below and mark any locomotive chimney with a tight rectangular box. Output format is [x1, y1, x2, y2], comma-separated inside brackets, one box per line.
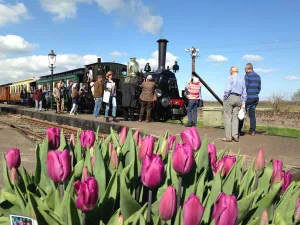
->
[97, 58, 101, 63]
[156, 39, 169, 73]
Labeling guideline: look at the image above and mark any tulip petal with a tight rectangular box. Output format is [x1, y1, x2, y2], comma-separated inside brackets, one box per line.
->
[183, 194, 204, 225]
[159, 186, 176, 221]
[59, 150, 72, 181]
[5, 148, 21, 169]
[47, 150, 63, 182]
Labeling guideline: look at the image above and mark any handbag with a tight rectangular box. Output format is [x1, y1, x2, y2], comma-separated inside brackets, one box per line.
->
[103, 90, 110, 103]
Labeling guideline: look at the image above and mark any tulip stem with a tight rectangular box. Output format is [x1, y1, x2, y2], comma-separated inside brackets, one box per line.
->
[59, 182, 64, 200]
[147, 189, 153, 224]
[82, 212, 86, 225]
[253, 171, 259, 192]
[292, 221, 297, 225]
[177, 176, 183, 210]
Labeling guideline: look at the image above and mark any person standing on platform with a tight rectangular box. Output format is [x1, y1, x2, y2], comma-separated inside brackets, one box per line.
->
[222, 66, 247, 142]
[70, 86, 79, 115]
[67, 80, 73, 111]
[34, 85, 43, 111]
[104, 71, 118, 122]
[53, 82, 61, 114]
[239, 63, 261, 136]
[185, 75, 201, 127]
[121, 77, 136, 121]
[20, 88, 27, 107]
[60, 81, 66, 113]
[139, 75, 156, 123]
[93, 75, 104, 118]
[42, 86, 50, 111]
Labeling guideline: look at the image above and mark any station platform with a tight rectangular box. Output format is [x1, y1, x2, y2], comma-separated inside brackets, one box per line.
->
[1, 104, 300, 171]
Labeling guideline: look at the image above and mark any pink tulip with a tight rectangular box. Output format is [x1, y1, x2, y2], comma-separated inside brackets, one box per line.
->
[271, 170, 284, 185]
[159, 186, 176, 221]
[183, 194, 204, 225]
[119, 127, 127, 145]
[223, 155, 236, 175]
[138, 136, 155, 162]
[110, 148, 119, 169]
[254, 148, 265, 172]
[272, 160, 283, 177]
[109, 142, 114, 156]
[172, 143, 194, 175]
[118, 215, 124, 225]
[180, 127, 201, 151]
[45, 128, 60, 150]
[260, 210, 268, 225]
[10, 167, 19, 185]
[168, 136, 176, 150]
[74, 177, 98, 212]
[5, 148, 21, 169]
[281, 171, 292, 194]
[46, 149, 71, 182]
[208, 143, 217, 166]
[141, 154, 164, 189]
[91, 155, 95, 169]
[81, 166, 89, 181]
[213, 159, 225, 176]
[133, 129, 142, 146]
[70, 132, 76, 147]
[80, 130, 96, 148]
[212, 193, 238, 225]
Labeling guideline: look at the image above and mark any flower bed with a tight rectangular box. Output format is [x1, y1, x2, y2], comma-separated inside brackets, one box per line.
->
[0, 126, 299, 225]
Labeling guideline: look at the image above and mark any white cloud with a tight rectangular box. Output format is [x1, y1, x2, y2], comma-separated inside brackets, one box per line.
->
[94, 0, 124, 13]
[40, 0, 91, 21]
[242, 54, 264, 61]
[110, 51, 127, 57]
[207, 55, 228, 63]
[284, 76, 300, 81]
[0, 2, 30, 26]
[0, 54, 100, 83]
[0, 35, 38, 57]
[135, 50, 178, 72]
[255, 68, 278, 74]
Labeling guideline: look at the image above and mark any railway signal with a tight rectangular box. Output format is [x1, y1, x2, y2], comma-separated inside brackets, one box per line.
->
[48, 50, 56, 111]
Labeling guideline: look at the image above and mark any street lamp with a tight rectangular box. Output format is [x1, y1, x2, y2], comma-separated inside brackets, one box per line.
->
[48, 50, 56, 110]
[185, 47, 199, 75]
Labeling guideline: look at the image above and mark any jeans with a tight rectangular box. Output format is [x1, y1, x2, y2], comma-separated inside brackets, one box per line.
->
[239, 99, 259, 133]
[93, 97, 103, 117]
[105, 96, 117, 117]
[70, 103, 78, 114]
[187, 100, 199, 125]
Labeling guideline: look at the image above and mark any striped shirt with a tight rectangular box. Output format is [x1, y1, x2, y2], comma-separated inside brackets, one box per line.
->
[245, 71, 261, 100]
[186, 82, 201, 100]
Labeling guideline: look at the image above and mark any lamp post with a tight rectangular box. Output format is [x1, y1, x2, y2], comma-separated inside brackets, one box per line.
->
[48, 50, 56, 110]
[185, 47, 199, 76]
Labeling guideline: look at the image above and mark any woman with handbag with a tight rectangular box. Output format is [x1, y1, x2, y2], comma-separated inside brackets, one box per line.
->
[185, 75, 201, 127]
[104, 71, 118, 122]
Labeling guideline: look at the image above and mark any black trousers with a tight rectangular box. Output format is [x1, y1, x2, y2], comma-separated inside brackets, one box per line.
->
[123, 107, 134, 121]
[67, 96, 72, 111]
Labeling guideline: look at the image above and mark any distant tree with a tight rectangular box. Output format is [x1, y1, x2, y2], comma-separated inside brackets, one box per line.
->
[292, 89, 300, 102]
[269, 92, 286, 111]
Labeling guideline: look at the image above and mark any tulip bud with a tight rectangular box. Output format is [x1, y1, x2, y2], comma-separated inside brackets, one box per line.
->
[47, 149, 71, 182]
[133, 129, 141, 145]
[180, 127, 201, 151]
[119, 127, 127, 145]
[212, 193, 238, 225]
[118, 215, 124, 225]
[223, 155, 236, 175]
[208, 143, 217, 166]
[254, 148, 265, 172]
[281, 171, 292, 194]
[109, 142, 114, 156]
[172, 143, 194, 175]
[213, 160, 225, 176]
[138, 136, 142, 146]
[110, 149, 119, 169]
[45, 128, 60, 150]
[80, 130, 96, 149]
[5, 148, 21, 169]
[138, 136, 155, 162]
[183, 194, 204, 225]
[74, 177, 99, 212]
[158, 186, 176, 221]
[81, 166, 89, 181]
[168, 136, 176, 150]
[160, 138, 168, 157]
[272, 160, 283, 178]
[91, 155, 95, 169]
[141, 154, 164, 189]
[10, 167, 19, 185]
[260, 210, 268, 225]
[271, 170, 284, 186]
[70, 132, 76, 148]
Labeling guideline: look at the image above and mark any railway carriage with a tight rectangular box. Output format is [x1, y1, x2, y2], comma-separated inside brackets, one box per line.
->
[0, 83, 12, 103]
[9, 78, 38, 103]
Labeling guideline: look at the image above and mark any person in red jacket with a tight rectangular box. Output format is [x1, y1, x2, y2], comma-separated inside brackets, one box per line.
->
[34, 85, 43, 111]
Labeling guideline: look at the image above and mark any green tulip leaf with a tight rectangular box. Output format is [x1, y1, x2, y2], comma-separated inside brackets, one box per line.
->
[273, 211, 287, 225]
[21, 166, 31, 188]
[274, 181, 295, 219]
[84, 146, 92, 175]
[13, 185, 26, 211]
[249, 181, 283, 221]
[195, 135, 209, 173]
[74, 139, 83, 162]
[94, 142, 107, 200]
[125, 203, 147, 224]
[257, 161, 273, 194]
[222, 163, 237, 195]
[73, 159, 84, 178]
[106, 209, 121, 225]
[0, 217, 9, 224]
[58, 129, 68, 151]
[239, 168, 256, 198]
[120, 173, 141, 220]
[38, 207, 67, 225]
[96, 126, 100, 141]
[1, 191, 20, 207]
[195, 169, 207, 201]
[237, 188, 260, 223]
[284, 183, 300, 223]
[1, 153, 13, 190]
[246, 217, 259, 225]
[217, 148, 226, 160]
[67, 196, 80, 225]
[110, 127, 120, 148]
[59, 175, 75, 221]
[174, 206, 182, 225]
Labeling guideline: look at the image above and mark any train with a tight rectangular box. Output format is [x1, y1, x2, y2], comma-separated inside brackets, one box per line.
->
[0, 39, 187, 122]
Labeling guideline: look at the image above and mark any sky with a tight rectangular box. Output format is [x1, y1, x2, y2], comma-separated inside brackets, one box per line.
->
[1, 0, 300, 101]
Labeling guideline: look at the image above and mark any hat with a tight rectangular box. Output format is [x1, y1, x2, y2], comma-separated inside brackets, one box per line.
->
[147, 75, 152, 80]
[193, 76, 199, 82]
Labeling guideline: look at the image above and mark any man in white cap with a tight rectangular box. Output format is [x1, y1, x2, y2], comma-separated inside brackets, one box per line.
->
[139, 75, 156, 122]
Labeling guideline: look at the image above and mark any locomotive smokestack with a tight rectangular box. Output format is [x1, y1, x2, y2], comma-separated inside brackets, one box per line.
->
[156, 39, 168, 73]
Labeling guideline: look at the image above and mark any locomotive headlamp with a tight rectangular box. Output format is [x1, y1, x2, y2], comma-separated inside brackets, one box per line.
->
[155, 89, 162, 98]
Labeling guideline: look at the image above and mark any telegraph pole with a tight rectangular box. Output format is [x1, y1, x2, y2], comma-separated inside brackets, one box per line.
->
[185, 47, 199, 76]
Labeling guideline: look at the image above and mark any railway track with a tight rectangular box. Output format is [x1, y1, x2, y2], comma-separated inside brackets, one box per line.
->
[0, 114, 106, 142]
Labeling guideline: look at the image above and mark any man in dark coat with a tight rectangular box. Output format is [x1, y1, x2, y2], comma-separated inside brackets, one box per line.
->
[121, 77, 136, 121]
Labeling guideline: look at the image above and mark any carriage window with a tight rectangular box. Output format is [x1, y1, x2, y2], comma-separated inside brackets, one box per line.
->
[24, 84, 27, 91]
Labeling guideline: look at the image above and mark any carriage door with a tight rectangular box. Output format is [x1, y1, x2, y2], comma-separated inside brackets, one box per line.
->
[5, 87, 9, 101]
